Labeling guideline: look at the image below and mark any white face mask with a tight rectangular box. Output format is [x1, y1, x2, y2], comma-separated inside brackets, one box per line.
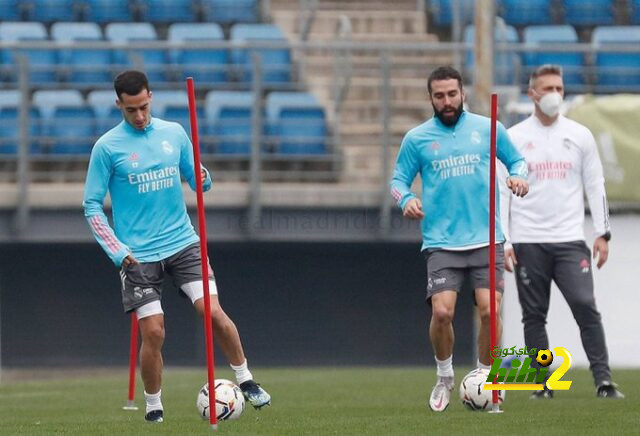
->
[536, 92, 563, 117]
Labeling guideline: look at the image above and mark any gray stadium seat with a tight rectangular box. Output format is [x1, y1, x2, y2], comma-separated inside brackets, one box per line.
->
[150, 90, 188, 119]
[592, 26, 640, 90]
[205, 91, 254, 154]
[168, 23, 228, 85]
[105, 23, 167, 83]
[0, 22, 56, 84]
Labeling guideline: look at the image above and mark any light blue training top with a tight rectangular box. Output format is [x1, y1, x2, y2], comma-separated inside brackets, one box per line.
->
[83, 117, 212, 266]
[390, 111, 527, 251]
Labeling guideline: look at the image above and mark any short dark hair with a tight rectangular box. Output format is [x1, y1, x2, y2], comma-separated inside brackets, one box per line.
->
[428, 66, 463, 95]
[114, 70, 150, 100]
[529, 64, 563, 89]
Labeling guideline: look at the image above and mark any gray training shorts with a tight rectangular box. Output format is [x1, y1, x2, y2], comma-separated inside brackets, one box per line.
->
[423, 244, 505, 301]
[119, 243, 215, 313]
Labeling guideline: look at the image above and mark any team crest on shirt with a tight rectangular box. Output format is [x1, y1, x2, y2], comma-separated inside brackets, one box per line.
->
[470, 130, 481, 145]
[162, 140, 173, 154]
[525, 141, 535, 151]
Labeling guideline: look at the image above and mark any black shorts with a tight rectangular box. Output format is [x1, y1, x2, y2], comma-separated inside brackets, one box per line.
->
[423, 244, 505, 302]
[119, 243, 215, 313]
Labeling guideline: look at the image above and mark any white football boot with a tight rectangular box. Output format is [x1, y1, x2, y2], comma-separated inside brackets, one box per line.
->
[429, 376, 454, 412]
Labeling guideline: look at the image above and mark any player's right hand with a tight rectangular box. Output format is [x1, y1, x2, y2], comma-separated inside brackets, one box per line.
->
[403, 198, 425, 220]
[504, 247, 517, 272]
[121, 254, 139, 268]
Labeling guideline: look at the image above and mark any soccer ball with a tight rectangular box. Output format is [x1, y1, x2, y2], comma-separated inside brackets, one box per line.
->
[196, 379, 245, 421]
[459, 370, 505, 411]
[536, 349, 554, 367]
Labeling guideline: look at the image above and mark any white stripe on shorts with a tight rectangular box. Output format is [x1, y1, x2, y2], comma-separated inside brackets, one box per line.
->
[135, 300, 164, 319]
[181, 280, 218, 304]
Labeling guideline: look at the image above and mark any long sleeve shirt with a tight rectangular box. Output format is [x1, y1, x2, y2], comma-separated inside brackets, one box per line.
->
[390, 111, 527, 251]
[83, 118, 212, 266]
[499, 114, 610, 245]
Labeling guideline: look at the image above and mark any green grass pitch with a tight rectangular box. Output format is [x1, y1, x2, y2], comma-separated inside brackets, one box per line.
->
[1, 367, 637, 435]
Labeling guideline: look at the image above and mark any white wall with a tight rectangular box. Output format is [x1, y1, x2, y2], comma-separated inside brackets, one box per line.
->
[502, 214, 640, 369]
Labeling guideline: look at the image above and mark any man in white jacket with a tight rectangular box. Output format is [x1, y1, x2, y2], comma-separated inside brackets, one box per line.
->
[500, 64, 623, 399]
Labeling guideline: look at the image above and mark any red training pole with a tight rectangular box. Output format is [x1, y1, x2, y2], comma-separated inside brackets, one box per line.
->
[123, 312, 139, 410]
[186, 77, 217, 430]
[489, 93, 500, 410]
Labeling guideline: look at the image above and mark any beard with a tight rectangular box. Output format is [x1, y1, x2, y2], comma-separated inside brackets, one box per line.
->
[433, 102, 463, 126]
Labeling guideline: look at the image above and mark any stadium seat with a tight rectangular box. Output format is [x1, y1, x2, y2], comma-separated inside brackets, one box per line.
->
[51, 22, 112, 84]
[84, 0, 133, 23]
[429, 0, 475, 27]
[0, 89, 20, 109]
[202, 0, 259, 24]
[0, 22, 57, 84]
[632, 0, 640, 24]
[523, 25, 584, 87]
[33, 89, 84, 121]
[105, 23, 167, 83]
[149, 90, 188, 119]
[0, 107, 41, 155]
[163, 105, 203, 136]
[592, 26, 640, 90]
[87, 90, 121, 131]
[464, 22, 520, 85]
[26, 0, 78, 22]
[266, 92, 327, 155]
[562, 0, 614, 26]
[0, 0, 22, 20]
[205, 91, 254, 154]
[500, 0, 553, 26]
[48, 106, 96, 154]
[168, 23, 229, 85]
[230, 24, 292, 87]
[139, 0, 197, 23]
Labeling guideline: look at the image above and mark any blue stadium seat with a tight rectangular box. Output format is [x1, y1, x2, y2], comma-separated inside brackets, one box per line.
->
[150, 90, 188, 119]
[202, 0, 259, 24]
[266, 92, 327, 155]
[51, 22, 112, 84]
[523, 25, 584, 87]
[87, 90, 121, 131]
[27, 0, 78, 22]
[48, 106, 96, 154]
[0, 22, 57, 84]
[105, 23, 167, 83]
[0, 90, 20, 109]
[500, 0, 552, 25]
[562, 0, 614, 26]
[0, 0, 22, 20]
[33, 89, 84, 120]
[230, 24, 291, 87]
[632, 0, 640, 24]
[464, 23, 520, 85]
[163, 105, 203, 136]
[592, 26, 640, 90]
[84, 0, 132, 23]
[0, 107, 41, 155]
[168, 23, 229, 85]
[205, 91, 254, 154]
[140, 0, 197, 23]
[429, 0, 475, 27]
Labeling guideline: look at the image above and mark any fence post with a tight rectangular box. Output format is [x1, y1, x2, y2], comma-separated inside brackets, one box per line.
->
[248, 51, 263, 237]
[379, 51, 393, 238]
[14, 55, 31, 238]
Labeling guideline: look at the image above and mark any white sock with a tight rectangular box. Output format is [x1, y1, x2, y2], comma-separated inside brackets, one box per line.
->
[230, 359, 253, 385]
[477, 359, 491, 371]
[435, 355, 454, 378]
[144, 389, 163, 414]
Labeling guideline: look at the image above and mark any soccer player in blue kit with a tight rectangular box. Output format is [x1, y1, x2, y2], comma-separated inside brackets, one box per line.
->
[390, 66, 529, 412]
[83, 71, 270, 423]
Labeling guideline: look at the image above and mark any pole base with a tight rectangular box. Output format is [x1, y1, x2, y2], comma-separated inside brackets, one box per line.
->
[488, 404, 503, 414]
[122, 400, 139, 411]
[210, 423, 218, 431]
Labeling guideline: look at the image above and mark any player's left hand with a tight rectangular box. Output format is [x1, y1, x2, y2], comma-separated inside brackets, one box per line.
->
[593, 237, 609, 269]
[507, 176, 529, 197]
[201, 169, 207, 183]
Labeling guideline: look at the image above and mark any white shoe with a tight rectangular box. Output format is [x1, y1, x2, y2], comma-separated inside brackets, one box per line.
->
[429, 376, 454, 412]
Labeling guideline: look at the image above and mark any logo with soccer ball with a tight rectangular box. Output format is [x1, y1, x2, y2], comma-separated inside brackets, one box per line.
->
[196, 379, 245, 421]
[460, 370, 505, 411]
[536, 349, 554, 367]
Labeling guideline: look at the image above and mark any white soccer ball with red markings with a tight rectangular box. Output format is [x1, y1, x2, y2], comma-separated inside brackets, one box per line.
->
[459, 370, 505, 411]
[196, 379, 245, 421]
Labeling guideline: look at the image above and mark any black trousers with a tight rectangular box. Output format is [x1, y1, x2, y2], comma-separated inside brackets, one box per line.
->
[513, 241, 611, 386]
